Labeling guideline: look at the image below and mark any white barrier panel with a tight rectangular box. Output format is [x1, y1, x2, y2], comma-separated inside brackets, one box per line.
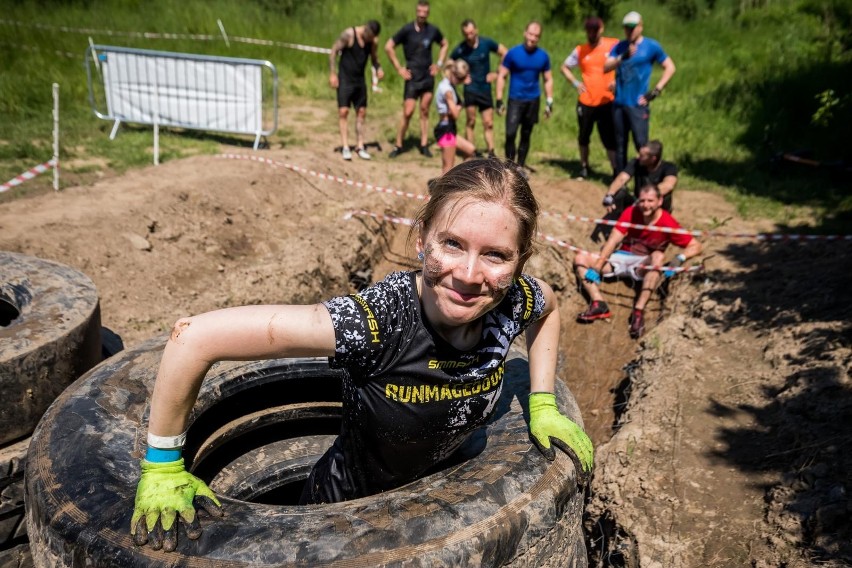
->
[87, 45, 277, 152]
[102, 51, 261, 133]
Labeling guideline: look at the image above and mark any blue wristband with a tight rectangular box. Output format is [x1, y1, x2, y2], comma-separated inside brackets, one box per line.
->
[145, 446, 182, 462]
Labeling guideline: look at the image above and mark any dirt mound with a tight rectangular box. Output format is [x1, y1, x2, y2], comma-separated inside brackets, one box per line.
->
[587, 242, 852, 567]
[1, 101, 848, 567]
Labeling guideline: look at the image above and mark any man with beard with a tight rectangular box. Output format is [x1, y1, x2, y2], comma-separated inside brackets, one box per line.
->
[573, 184, 701, 338]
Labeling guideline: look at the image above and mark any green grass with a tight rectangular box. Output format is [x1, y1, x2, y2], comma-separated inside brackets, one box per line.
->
[0, 0, 849, 230]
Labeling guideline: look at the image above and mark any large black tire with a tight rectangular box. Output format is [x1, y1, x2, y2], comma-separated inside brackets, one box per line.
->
[26, 338, 588, 567]
[0, 252, 102, 446]
[1, 252, 102, 553]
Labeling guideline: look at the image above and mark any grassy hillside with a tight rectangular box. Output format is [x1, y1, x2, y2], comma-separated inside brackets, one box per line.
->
[0, 0, 849, 228]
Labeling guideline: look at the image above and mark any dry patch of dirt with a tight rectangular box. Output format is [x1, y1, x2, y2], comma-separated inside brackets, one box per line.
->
[1, 99, 849, 567]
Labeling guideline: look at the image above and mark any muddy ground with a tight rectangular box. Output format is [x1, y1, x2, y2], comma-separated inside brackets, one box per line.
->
[1, 101, 849, 567]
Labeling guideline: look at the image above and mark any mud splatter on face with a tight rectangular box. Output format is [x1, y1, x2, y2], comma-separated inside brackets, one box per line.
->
[490, 273, 515, 292]
[423, 244, 442, 288]
[169, 320, 190, 343]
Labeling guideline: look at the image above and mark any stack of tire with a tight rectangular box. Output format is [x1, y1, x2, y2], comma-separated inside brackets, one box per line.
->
[0, 252, 108, 568]
[25, 342, 589, 566]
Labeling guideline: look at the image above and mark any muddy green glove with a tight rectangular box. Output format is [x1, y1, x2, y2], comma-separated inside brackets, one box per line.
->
[130, 458, 223, 552]
[529, 392, 594, 482]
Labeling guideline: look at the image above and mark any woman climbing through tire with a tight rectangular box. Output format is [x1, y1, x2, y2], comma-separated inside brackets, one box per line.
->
[130, 159, 594, 552]
[434, 60, 476, 174]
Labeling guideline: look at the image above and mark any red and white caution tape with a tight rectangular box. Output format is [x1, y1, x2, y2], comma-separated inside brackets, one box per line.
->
[0, 159, 57, 193]
[344, 209, 414, 226]
[540, 209, 852, 242]
[0, 19, 331, 54]
[344, 210, 701, 274]
[217, 154, 848, 243]
[217, 153, 428, 201]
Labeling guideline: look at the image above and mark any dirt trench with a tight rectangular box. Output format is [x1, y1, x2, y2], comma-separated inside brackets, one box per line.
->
[1, 101, 848, 567]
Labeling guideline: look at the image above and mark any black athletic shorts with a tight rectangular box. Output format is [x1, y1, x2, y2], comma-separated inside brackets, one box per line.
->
[506, 98, 540, 135]
[463, 89, 493, 111]
[337, 81, 368, 109]
[576, 102, 615, 150]
[404, 76, 435, 100]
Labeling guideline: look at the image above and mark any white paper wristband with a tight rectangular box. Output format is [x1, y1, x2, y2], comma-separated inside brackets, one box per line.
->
[147, 430, 187, 449]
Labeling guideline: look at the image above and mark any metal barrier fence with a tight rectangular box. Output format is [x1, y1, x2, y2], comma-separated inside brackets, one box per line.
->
[85, 45, 278, 152]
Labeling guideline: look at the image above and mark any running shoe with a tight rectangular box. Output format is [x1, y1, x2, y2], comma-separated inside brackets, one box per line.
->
[488, 150, 497, 159]
[341, 147, 352, 160]
[356, 147, 371, 160]
[389, 145, 403, 158]
[577, 300, 611, 322]
[419, 145, 433, 158]
[629, 309, 646, 339]
[577, 165, 590, 179]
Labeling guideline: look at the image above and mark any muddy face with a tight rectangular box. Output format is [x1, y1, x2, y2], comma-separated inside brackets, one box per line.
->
[418, 197, 521, 333]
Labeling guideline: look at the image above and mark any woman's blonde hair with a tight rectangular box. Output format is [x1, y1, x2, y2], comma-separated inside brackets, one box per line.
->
[442, 59, 469, 81]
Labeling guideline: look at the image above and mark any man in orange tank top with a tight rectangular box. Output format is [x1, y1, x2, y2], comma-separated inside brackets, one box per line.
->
[561, 17, 618, 179]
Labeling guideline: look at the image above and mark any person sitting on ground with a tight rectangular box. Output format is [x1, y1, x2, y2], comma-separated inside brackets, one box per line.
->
[129, 159, 594, 552]
[574, 184, 701, 339]
[603, 139, 678, 216]
[329, 20, 384, 161]
[435, 60, 476, 174]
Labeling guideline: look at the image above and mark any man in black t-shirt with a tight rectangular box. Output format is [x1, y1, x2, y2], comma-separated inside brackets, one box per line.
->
[603, 139, 678, 214]
[329, 20, 383, 161]
[385, 0, 448, 158]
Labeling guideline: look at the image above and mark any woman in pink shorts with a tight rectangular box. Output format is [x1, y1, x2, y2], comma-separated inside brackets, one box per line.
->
[434, 60, 476, 174]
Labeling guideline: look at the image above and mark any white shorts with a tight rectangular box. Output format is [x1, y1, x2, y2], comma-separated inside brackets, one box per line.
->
[603, 250, 649, 281]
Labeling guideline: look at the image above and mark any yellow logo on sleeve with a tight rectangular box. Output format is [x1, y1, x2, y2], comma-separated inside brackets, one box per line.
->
[518, 277, 534, 320]
[352, 294, 381, 343]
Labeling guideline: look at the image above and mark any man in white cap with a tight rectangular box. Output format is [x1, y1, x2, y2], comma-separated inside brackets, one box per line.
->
[604, 11, 676, 173]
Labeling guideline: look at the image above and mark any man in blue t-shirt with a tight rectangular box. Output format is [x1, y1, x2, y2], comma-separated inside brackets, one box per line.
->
[495, 21, 553, 172]
[604, 11, 676, 172]
[450, 19, 507, 158]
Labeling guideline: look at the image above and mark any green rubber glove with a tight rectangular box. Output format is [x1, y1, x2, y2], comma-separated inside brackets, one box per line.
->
[529, 392, 594, 482]
[130, 458, 223, 551]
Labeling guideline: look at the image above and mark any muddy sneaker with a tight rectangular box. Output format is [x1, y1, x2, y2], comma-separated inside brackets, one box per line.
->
[356, 147, 371, 160]
[577, 165, 590, 179]
[577, 300, 611, 322]
[419, 144, 433, 158]
[488, 150, 497, 159]
[389, 145, 403, 158]
[629, 309, 646, 338]
[341, 147, 352, 160]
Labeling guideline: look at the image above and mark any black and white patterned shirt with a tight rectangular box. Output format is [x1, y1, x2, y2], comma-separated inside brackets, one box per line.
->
[301, 271, 545, 503]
